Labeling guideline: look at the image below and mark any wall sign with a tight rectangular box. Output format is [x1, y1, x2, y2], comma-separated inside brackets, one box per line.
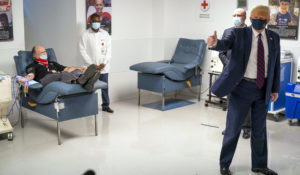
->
[268, 0, 300, 40]
[199, 0, 211, 19]
[86, 0, 112, 35]
[237, 0, 247, 9]
[0, 0, 13, 41]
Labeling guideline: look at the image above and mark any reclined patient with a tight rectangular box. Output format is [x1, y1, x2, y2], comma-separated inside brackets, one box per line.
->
[18, 45, 100, 92]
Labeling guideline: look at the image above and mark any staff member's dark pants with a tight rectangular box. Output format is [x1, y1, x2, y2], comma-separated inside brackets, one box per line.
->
[99, 73, 110, 107]
[220, 79, 269, 169]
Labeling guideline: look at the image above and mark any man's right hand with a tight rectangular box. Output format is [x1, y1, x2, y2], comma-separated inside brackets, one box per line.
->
[96, 64, 105, 71]
[206, 31, 218, 47]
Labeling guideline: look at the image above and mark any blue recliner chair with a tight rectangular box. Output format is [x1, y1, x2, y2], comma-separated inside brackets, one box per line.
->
[13, 48, 107, 145]
[130, 38, 206, 110]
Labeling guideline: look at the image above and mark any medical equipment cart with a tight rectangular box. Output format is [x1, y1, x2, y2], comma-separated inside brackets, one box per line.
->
[268, 51, 293, 121]
[0, 72, 13, 141]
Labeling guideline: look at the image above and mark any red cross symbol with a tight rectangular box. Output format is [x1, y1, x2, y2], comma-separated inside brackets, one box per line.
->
[201, 0, 208, 9]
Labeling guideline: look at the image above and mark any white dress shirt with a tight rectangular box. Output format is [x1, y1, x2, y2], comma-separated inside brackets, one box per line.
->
[244, 28, 269, 79]
[79, 28, 112, 74]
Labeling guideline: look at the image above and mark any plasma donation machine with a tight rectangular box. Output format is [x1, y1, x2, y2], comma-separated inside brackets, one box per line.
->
[0, 71, 13, 140]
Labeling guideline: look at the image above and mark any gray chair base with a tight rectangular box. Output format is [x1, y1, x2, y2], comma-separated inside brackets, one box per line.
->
[137, 72, 201, 111]
[19, 92, 100, 145]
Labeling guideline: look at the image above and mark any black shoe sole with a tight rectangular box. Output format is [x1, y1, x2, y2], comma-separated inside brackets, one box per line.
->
[102, 108, 114, 113]
[77, 64, 97, 85]
[83, 72, 101, 92]
[251, 168, 278, 175]
[242, 133, 250, 139]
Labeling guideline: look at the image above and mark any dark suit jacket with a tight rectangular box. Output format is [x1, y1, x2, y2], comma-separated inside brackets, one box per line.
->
[218, 27, 234, 66]
[211, 26, 281, 104]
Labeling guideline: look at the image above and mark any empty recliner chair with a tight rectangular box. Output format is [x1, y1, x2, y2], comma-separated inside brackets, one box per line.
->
[130, 38, 206, 110]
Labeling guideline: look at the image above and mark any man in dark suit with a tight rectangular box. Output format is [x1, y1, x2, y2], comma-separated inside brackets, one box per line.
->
[219, 8, 251, 139]
[207, 5, 280, 175]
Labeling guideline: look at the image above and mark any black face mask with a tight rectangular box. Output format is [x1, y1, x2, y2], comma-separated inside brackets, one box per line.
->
[252, 18, 267, 30]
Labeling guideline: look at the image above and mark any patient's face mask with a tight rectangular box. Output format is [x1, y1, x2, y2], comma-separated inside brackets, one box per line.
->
[40, 54, 48, 60]
[233, 17, 243, 27]
[91, 22, 101, 30]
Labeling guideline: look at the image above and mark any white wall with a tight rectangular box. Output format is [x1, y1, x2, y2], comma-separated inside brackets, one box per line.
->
[0, 0, 25, 75]
[24, 0, 78, 67]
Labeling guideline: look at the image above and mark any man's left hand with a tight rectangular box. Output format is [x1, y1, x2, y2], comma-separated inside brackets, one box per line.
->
[271, 93, 279, 102]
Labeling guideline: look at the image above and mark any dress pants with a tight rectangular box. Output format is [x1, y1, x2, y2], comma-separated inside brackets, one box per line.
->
[99, 73, 110, 107]
[242, 110, 251, 130]
[220, 79, 269, 169]
[227, 94, 251, 130]
[40, 69, 83, 86]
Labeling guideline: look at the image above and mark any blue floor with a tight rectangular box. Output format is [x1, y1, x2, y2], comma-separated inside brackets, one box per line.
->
[142, 98, 195, 111]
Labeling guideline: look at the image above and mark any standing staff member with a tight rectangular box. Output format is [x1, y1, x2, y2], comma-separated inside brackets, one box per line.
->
[80, 13, 113, 113]
[219, 8, 251, 139]
[207, 5, 280, 175]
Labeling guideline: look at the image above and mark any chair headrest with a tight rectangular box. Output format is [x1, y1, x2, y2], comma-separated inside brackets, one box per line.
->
[171, 38, 207, 66]
[13, 48, 57, 76]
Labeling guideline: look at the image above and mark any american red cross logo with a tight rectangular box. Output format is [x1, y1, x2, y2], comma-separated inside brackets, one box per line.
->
[200, 0, 210, 12]
[201, 0, 208, 9]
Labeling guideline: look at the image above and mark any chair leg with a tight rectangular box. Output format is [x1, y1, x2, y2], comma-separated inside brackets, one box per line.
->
[57, 120, 61, 145]
[138, 89, 141, 106]
[162, 93, 165, 111]
[95, 115, 98, 136]
[198, 75, 201, 102]
[20, 107, 24, 128]
[198, 84, 201, 102]
[19, 89, 24, 128]
[55, 99, 61, 145]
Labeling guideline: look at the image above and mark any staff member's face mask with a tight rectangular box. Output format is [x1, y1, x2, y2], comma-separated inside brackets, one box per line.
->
[233, 17, 243, 27]
[92, 22, 101, 30]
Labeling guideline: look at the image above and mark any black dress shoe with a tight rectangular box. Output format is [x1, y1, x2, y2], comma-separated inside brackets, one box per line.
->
[102, 107, 114, 113]
[83, 72, 101, 92]
[242, 129, 250, 139]
[252, 168, 278, 175]
[220, 167, 232, 175]
[77, 64, 97, 85]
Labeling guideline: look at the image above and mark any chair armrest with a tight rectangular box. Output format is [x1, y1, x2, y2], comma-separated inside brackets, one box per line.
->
[28, 82, 43, 89]
[19, 80, 43, 90]
[157, 60, 171, 63]
[184, 63, 197, 69]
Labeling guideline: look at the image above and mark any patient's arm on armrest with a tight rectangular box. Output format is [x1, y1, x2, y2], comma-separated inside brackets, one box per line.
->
[16, 73, 43, 90]
[16, 73, 35, 83]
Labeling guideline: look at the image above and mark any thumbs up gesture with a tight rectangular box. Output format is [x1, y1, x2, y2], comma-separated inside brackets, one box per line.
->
[207, 31, 217, 47]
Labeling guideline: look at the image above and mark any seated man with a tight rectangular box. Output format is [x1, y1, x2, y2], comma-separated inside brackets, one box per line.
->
[18, 45, 100, 92]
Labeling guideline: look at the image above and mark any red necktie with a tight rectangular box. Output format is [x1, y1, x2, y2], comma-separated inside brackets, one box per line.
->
[257, 34, 265, 88]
